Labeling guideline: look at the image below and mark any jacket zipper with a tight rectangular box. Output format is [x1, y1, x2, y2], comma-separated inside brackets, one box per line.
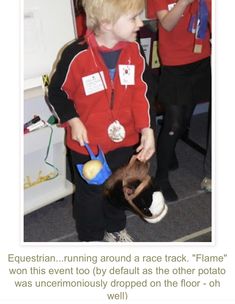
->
[110, 83, 114, 110]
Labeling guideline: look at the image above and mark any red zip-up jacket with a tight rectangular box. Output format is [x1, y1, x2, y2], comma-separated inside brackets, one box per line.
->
[48, 32, 151, 155]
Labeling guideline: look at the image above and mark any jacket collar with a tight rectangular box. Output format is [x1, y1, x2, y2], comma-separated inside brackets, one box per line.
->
[85, 30, 128, 52]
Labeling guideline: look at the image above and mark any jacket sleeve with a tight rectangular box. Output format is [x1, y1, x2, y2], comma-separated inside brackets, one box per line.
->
[131, 42, 156, 131]
[138, 42, 158, 131]
[47, 41, 82, 124]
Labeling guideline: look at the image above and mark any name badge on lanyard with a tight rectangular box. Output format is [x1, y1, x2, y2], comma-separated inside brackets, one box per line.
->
[119, 65, 135, 85]
[82, 71, 106, 96]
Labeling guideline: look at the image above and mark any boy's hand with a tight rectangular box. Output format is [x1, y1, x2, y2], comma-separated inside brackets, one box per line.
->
[136, 128, 155, 162]
[68, 117, 89, 146]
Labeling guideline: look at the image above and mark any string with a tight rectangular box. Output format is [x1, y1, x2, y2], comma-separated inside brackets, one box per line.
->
[24, 124, 59, 189]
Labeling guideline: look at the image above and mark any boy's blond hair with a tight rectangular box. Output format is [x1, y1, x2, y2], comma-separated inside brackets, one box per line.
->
[82, 0, 145, 33]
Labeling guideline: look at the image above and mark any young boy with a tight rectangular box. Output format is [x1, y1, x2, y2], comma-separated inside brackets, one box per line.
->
[48, 0, 155, 242]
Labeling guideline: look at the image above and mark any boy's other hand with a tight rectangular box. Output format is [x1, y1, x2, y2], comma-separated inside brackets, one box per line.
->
[136, 128, 155, 162]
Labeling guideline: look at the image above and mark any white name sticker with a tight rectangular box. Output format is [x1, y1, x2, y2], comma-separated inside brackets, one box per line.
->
[119, 65, 135, 85]
[82, 72, 106, 96]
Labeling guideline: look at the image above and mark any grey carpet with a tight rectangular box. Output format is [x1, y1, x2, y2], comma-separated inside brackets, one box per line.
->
[24, 112, 211, 243]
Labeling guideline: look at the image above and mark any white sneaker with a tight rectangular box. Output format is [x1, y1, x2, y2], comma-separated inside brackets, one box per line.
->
[201, 177, 211, 192]
[104, 229, 133, 242]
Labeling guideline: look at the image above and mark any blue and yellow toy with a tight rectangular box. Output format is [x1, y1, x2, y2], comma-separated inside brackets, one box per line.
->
[76, 144, 112, 185]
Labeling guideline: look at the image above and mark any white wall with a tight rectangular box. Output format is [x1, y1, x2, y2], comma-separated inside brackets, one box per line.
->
[24, 0, 76, 89]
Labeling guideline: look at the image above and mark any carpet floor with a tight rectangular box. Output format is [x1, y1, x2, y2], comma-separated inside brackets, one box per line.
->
[24, 112, 211, 243]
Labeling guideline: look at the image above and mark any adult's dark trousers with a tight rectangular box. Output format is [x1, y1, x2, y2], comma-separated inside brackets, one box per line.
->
[156, 57, 211, 181]
[156, 103, 196, 181]
[69, 146, 135, 241]
[203, 102, 211, 178]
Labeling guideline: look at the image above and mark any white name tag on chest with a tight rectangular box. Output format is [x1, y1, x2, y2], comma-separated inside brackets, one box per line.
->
[82, 72, 106, 96]
[119, 65, 135, 85]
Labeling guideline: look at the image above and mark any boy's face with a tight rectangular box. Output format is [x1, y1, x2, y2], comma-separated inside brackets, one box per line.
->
[110, 11, 143, 43]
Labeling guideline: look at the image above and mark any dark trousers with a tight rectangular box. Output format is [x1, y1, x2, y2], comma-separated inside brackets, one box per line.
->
[156, 103, 196, 180]
[156, 57, 211, 181]
[204, 102, 211, 178]
[69, 146, 135, 241]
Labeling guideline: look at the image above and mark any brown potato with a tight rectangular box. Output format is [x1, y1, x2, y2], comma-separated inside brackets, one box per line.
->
[82, 160, 103, 180]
